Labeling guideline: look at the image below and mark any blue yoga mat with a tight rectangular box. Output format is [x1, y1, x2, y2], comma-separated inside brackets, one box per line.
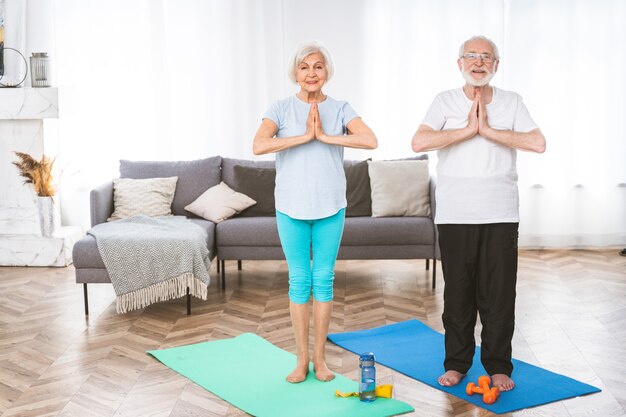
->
[328, 320, 601, 414]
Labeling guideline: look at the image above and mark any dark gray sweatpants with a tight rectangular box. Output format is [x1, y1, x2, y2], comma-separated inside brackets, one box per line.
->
[437, 223, 519, 376]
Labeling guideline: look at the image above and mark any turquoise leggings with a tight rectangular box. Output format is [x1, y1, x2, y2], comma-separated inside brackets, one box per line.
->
[276, 209, 345, 304]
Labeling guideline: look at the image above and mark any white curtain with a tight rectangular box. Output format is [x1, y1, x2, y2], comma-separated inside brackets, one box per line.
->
[51, 0, 625, 247]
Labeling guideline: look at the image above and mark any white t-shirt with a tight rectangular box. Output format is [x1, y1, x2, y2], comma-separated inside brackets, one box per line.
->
[421, 87, 538, 224]
[264, 95, 359, 220]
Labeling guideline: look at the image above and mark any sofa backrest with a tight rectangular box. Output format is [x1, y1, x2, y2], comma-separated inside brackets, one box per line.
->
[220, 155, 429, 218]
[114, 154, 429, 220]
[119, 156, 222, 217]
[221, 157, 276, 217]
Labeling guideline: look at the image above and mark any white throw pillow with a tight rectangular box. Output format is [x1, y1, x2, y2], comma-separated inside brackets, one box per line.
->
[368, 160, 431, 217]
[184, 182, 256, 223]
[108, 177, 178, 221]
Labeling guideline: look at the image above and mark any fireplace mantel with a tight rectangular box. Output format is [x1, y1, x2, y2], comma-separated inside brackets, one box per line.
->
[0, 87, 81, 267]
[0, 87, 59, 119]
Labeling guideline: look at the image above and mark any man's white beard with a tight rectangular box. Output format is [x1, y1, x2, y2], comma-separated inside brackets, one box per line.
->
[462, 64, 495, 87]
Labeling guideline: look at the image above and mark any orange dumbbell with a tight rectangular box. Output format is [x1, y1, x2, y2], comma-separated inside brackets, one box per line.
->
[466, 375, 500, 404]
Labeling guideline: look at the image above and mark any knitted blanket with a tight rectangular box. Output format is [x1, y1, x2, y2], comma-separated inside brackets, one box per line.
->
[88, 215, 211, 313]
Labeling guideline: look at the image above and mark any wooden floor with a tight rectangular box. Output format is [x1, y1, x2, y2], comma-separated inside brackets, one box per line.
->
[0, 249, 624, 417]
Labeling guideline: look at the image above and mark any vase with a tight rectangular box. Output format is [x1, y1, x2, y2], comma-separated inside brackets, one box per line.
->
[37, 196, 56, 237]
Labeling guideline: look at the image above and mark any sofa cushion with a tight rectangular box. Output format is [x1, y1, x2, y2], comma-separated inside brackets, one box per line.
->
[185, 182, 256, 223]
[108, 177, 178, 221]
[231, 165, 276, 217]
[217, 217, 280, 247]
[368, 159, 431, 217]
[216, 216, 433, 247]
[344, 159, 372, 217]
[342, 217, 434, 245]
[119, 156, 222, 217]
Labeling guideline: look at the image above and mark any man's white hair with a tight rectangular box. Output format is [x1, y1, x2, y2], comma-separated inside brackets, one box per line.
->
[287, 40, 335, 84]
[458, 35, 500, 60]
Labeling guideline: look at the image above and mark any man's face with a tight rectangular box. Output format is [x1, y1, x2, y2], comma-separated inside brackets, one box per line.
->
[457, 39, 499, 87]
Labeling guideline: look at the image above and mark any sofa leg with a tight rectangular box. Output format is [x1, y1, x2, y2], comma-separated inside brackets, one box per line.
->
[83, 283, 89, 316]
[237, 260, 242, 270]
[426, 259, 430, 270]
[432, 260, 436, 289]
[186, 287, 191, 315]
[221, 260, 226, 290]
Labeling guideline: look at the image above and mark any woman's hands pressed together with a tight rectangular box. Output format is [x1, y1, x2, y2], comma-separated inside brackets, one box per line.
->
[310, 102, 377, 149]
[308, 103, 329, 143]
[304, 102, 318, 142]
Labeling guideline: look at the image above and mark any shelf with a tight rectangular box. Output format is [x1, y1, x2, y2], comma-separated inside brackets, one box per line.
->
[0, 87, 59, 119]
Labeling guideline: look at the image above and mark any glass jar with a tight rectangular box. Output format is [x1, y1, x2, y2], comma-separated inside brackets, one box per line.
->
[30, 52, 50, 87]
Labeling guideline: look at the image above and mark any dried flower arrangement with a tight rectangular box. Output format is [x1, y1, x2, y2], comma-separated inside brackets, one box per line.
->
[12, 151, 56, 197]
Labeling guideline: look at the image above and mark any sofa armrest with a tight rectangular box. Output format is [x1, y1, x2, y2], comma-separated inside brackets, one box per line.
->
[429, 175, 440, 260]
[90, 181, 114, 226]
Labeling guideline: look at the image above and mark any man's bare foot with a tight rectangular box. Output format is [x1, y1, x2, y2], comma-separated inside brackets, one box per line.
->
[437, 370, 465, 387]
[491, 374, 515, 391]
[313, 360, 335, 382]
[286, 361, 310, 383]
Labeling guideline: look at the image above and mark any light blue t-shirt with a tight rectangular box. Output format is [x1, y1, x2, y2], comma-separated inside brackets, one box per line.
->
[263, 95, 359, 220]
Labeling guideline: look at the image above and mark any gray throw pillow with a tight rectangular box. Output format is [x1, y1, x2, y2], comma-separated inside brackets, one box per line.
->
[231, 165, 276, 216]
[119, 156, 222, 217]
[344, 159, 372, 217]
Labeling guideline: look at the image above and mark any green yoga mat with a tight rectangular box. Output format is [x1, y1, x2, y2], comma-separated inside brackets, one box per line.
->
[148, 333, 413, 417]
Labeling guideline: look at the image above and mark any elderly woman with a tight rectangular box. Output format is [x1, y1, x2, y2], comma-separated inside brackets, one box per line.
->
[253, 41, 377, 383]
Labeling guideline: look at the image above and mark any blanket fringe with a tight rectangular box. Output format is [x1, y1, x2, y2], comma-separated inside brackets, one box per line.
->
[116, 272, 208, 314]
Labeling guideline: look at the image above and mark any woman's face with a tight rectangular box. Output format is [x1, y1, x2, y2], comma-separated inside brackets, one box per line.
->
[295, 52, 328, 94]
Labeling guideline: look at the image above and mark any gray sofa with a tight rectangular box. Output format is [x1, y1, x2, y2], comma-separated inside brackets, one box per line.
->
[73, 156, 440, 315]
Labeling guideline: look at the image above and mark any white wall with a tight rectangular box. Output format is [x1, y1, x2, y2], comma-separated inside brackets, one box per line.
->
[5, 0, 624, 247]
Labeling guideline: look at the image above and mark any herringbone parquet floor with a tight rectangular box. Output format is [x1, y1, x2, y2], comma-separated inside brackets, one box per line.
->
[0, 249, 624, 417]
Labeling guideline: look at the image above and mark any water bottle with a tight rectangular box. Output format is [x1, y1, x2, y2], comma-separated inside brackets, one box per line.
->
[359, 352, 376, 402]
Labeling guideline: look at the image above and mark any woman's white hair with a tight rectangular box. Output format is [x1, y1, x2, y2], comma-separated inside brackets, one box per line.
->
[458, 35, 500, 60]
[287, 41, 335, 84]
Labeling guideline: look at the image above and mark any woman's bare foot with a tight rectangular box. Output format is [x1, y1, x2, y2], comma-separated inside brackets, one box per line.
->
[286, 360, 310, 383]
[437, 370, 465, 387]
[313, 360, 335, 382]
[491, 374, 515, 391]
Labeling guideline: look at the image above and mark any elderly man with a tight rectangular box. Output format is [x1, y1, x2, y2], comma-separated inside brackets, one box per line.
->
[412, 35, 545, 391]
